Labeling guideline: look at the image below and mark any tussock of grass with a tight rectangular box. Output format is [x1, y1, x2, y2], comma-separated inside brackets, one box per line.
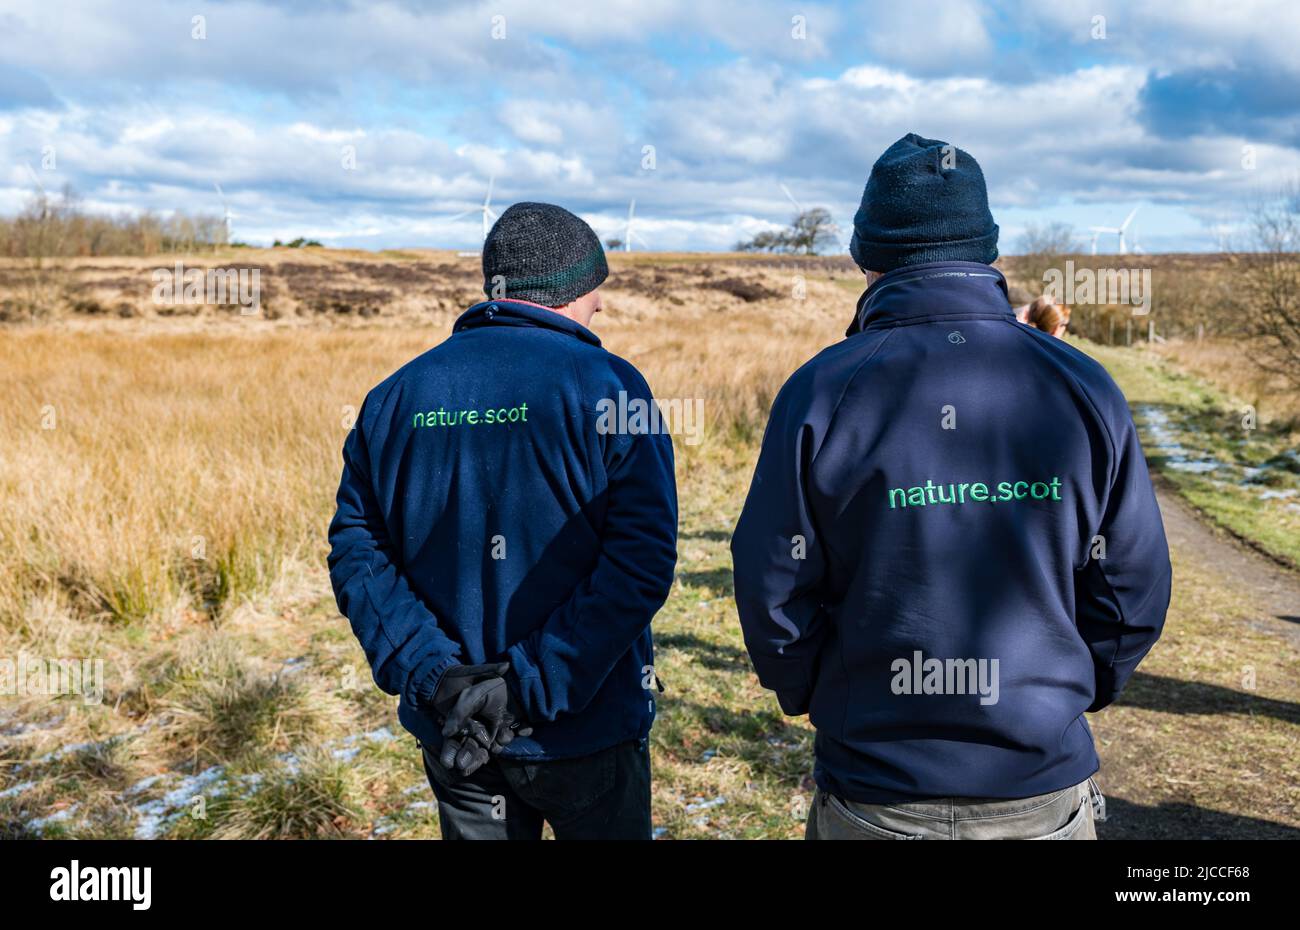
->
[207, 750, 365, 840]
[154, 635, 347, 766]
[58, 734, 138, 786]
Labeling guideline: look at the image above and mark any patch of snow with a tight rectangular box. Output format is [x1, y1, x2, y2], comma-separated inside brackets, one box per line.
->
[685, 795, 726, 813]
[1259, 489, 1297, 500]
[123, 774, 166, 797]
[26, 803, 79, 834]
[0, 780, 37, 800]
[131, 765, 227, 840]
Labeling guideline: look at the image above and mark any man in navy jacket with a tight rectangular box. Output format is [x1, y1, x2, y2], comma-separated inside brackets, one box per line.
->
[329, 203, 677, 840]
[732, 134, 1171, 840]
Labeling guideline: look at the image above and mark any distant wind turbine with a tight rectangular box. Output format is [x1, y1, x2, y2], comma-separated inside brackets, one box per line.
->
[24, 162, 46, 197]
[448, 176, 499, 244]
[1089, 206, 1140, 255]
[780, 182, 803, 215]
[213, 182, 237, 243]
[622, 199, 649, 252]
[21, 162, 53, 222]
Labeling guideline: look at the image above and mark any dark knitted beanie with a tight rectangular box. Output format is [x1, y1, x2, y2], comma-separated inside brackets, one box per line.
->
[849, 133, 999, 273]
[482, 202, 608, 307]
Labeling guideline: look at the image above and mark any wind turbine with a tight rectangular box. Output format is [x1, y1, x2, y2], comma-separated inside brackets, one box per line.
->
[24, 163, 46, 196]
[1089, 206, 1140, 255]
[213, 182, 236, 243]
[24, 163, 49, 219]
[449, 176, 498, 244]
[778, 181, 841, 252]
[780, 182, 803, 216]
[622, 199, 649, 252]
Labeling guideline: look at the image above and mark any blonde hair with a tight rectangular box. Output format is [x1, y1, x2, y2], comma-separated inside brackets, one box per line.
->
[1026, 296, 1071, 335]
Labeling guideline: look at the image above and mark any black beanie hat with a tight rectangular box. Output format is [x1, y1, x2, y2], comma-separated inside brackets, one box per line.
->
[849, 133, 999, 273]
[482, 202, 608, 307]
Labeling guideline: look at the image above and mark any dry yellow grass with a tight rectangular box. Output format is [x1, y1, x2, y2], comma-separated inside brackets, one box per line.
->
[1, 251, 1295, 839]
[0, 280, 840, 629]
[0, 295, 839, 837]
[1154, 336, 1300, 426]
[0, 328, 421, 630]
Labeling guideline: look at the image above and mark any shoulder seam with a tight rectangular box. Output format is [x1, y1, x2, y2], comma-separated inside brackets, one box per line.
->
[1007, 323, 1120, 474]
[810, 328, 896, 474]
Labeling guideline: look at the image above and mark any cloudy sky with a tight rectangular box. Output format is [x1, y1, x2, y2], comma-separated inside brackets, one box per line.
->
[2, 0, 1297, 252]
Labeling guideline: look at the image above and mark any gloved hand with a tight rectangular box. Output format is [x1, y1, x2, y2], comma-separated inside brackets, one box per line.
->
[442, 676, 533, 750]
[430, 663, 532, 776]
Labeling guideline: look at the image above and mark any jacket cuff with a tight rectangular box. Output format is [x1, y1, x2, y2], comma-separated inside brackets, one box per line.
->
[505, 641, 542, 721]
[413, 655, 462, 710]
[774, 686, 812, 716]
[752, 655, 814, 716]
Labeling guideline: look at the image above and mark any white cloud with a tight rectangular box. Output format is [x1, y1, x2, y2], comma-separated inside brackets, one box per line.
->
[860, 0, 994, 74]
[0, 0, 1295, 251]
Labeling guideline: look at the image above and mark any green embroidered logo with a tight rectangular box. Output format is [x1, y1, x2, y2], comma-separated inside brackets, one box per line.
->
[887, 477, 1062, 509]
[412, 404, 529, 428]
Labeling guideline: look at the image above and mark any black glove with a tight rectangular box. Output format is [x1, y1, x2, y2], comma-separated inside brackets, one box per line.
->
[430, 663, 510, 720]
[438, 730, 492, 776]
[430, 663, 506, 776]
[430, 664, 532, 776]
[442, 676, 533, 752]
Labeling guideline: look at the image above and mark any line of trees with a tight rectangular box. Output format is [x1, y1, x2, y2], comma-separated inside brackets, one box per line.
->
[0, 187, 228, 258]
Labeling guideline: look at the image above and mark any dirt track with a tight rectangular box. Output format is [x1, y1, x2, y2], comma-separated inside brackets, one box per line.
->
[1156, 486, 1300, 647]
[1094, 485, 1300, 839]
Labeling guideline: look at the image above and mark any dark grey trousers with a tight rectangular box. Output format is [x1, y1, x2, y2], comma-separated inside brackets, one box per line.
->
[806, 777, 1105, 840]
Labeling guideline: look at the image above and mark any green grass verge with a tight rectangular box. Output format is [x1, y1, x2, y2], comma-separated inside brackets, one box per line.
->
[1082, 341, 1300, 566]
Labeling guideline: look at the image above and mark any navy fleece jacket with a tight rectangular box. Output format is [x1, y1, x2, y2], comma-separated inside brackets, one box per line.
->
[328, 299, 677, 760]
[732, 261, 1170, 803]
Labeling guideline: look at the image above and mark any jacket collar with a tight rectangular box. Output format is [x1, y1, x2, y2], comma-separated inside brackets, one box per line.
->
[847, 261, 1012, 336]
[454, 299, 602, 347]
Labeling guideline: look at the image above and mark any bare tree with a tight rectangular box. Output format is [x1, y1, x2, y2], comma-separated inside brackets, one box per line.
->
[787, 208, 839, 255]
[1014, 221, 1079, 298]
[1235, 186, 1300, 388]
[736, 208, 839, 255]
[1017, 221, 1079, 257]
[735, 229, 789, 253]
[11, 188, 73, 319]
